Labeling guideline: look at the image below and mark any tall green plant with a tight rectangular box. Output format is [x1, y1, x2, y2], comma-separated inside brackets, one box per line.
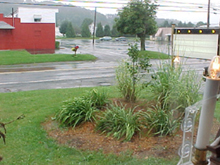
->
[115, 43, 151, 102]
[116, 60, 138, 102]
[149, 62, 201, 114]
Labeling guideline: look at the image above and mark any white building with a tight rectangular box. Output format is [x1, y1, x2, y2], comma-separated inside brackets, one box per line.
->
[17, 7, 58, 24]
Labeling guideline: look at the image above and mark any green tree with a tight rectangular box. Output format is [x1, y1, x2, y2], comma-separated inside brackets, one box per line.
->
[162, 20, 169, 27]
[59, 20, 69, 37]
[115, 0, 157, 50]
[73, 25, 81, 35]
[111, 25, 120, 37]
[81, 18, 92, 37]
[104, 25, 111, 36]
[196, 21, 206, 27]
[116, 43, 151, 102]
[81, 25, 91, 37]
[66, 22, 76, 38]
[187, 22, 194, 27]
[81, 18, 93, 27]
[96, 22, 104, 37]
[177, 21, 183, 27]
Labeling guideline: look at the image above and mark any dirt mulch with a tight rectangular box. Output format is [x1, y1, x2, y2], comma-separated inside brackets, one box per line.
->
[42, 99, 220, 160]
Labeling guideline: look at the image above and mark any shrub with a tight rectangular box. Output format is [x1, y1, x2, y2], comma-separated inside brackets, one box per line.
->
[55, 41, 60, 49]
[115, 60, 139, 102]
[86, 89, 109, 109]
[56, 97, 97, 127]
[115, 44, 151, 102]
[96, 104, 143, 141]
[143, 106, 181, 136]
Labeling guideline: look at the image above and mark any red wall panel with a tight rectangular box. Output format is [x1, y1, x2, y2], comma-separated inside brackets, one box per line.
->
[0, 14, 55, 53]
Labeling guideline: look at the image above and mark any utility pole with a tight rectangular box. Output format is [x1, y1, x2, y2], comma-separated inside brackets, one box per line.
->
[92, 7, 97, 46]
[11, 8, 15, 27]
[207, 0, 210, 28]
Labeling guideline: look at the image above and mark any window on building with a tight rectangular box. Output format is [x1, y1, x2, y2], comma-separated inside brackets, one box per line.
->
[33, 15, 42, 22]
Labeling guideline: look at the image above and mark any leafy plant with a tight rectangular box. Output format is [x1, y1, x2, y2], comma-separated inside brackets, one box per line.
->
[86, 89, 109, 109]
[116, 60, 138, 102]
[115, 43, 151, 102]
[56, 97, 97, 127]
[143, 106, 181, 136]
[96, 104, 143, 141]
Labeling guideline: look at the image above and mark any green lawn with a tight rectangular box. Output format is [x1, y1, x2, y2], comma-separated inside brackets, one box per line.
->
[214, 101, 220, 121]
[0, 87, 178, 165]
[0, 50, 97, 65]
[140, 50, 170, 59]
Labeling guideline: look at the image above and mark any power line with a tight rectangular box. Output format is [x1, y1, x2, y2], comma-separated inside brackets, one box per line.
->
[0, 1, 219, 14]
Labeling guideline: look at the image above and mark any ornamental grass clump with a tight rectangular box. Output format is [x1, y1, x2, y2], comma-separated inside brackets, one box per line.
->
[56, 97, 97, 127]
[143, 106, 181, 136]
[95, 104, 143, 141]
[144, 61, 201, 136]
[115, 60, 139, 102]
[148, 62, 201, 114]
[86, 88, 109, 109]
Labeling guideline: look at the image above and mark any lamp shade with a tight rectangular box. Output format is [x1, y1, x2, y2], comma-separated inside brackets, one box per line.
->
[208, 56, 220, 79]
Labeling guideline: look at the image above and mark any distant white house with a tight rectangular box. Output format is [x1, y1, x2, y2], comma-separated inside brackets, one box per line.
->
[55, 27, 63, 37]
[89, 23, 96, 36]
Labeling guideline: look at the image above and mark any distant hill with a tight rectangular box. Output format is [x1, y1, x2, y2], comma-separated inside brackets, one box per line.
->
[0, 0, 186, 30]
[0, 0, 114, 27]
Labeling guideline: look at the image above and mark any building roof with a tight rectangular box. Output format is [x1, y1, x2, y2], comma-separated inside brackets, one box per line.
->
[0, 21, 14, 29]
[155, 27, 172, 37]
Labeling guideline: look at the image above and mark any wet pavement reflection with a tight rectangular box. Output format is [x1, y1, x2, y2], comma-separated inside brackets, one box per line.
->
[0, 39, 209, 93]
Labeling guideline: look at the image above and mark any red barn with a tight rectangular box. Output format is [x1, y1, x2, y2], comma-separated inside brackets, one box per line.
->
[0, 7, 58, 54]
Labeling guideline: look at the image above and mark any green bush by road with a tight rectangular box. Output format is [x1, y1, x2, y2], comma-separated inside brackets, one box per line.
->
[0, 50, 97, 65]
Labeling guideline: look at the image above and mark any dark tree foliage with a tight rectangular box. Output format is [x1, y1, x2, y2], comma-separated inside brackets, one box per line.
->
[59, 20, 69, 37]
[104, 25, 111, 36]
[177, 21, 195, 27]
[73, 25, 81, 35]
[96, 22, 104, 37]
[115, 0, 157, 50]
[196, 21, 206, 27]
[111, 25, 120, 37]
[66, 22, 76, 38]
[81, 18, 93, 27]
[80, 18, 92, 37]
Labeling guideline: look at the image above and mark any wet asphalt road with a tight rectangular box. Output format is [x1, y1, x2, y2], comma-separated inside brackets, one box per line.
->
[0, 39, 210, 93]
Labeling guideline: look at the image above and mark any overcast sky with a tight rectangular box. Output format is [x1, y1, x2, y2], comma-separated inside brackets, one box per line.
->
[35, 0, 220, 24]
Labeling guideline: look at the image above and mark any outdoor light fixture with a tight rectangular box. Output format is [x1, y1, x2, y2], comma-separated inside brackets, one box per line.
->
[192, 55, 220, 165]
[174, 56, 180, 63]
[209, 56, 220, 79]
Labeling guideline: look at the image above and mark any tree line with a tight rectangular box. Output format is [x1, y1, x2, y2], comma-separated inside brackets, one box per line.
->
[59, 0, 209, 51]
[159, 20, 207, 28]
[59, 18, 120, 38]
